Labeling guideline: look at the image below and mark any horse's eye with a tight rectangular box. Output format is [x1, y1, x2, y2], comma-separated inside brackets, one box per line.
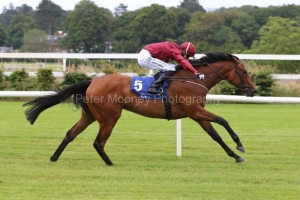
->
[243, 71, 247, 75]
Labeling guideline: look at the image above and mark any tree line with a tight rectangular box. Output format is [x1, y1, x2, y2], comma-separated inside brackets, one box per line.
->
[0, 0, 300, 72]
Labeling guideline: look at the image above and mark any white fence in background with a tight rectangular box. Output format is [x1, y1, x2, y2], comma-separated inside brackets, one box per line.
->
[1, 53, 300, 60]
[1, 91, 300, 103]
[1, 53, 300, 157]
[1, 53, 300, 71]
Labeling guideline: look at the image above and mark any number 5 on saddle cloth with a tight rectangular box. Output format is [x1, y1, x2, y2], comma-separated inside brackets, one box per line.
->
[130, 73, 170, 100]
[130, 73, 172, 120]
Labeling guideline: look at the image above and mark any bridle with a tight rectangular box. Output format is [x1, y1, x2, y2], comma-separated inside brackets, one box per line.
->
[165, 56, 252, 93]
[204, 58, 252, 92]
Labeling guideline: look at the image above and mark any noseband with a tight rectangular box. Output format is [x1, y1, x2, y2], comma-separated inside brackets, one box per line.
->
[205, 59, 252, 92]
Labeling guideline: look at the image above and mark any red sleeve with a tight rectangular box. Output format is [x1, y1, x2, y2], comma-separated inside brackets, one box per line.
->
[170, 48, 198, 74]
[177, 58, 198, 74]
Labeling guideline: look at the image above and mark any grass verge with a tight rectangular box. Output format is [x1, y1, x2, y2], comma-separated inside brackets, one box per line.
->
[0, 102, 299, 199]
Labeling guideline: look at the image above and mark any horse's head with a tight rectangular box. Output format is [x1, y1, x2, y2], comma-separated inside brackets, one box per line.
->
[226, 55, 257, 97]
[193, 52, 257, 97]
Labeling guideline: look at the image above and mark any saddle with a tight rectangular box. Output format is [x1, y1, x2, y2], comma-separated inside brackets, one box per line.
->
[130, 75, 168, 98]
[130, 73, 172, 120]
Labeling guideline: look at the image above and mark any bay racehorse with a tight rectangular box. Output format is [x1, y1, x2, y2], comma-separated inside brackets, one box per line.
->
[23, 52, 257, 166]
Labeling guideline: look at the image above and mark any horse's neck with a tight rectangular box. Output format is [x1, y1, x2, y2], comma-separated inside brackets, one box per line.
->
[176, 65, 223, 91]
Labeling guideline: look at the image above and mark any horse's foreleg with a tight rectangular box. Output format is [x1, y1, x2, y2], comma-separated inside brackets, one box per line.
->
[93, 123, 116, 166]
[196, 120, 245, 163]
[217, 119, 245, 153]
[50, 110, 95, 162]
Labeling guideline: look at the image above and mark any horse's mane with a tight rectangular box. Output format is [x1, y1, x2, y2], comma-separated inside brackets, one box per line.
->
[189, 52, 239, 65]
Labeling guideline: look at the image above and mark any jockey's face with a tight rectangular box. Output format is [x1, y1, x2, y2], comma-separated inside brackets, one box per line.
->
[184, 54, 190, 59]
[180, 49, 190, 59]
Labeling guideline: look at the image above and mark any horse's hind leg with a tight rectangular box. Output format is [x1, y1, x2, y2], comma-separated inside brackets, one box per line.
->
[197, 120, 245, 163]
[50, 110, 95, 162]
[93, 122, 117, 166]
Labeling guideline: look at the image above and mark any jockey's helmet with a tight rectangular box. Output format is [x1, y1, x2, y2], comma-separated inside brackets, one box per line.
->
[180, 42, 196, 58]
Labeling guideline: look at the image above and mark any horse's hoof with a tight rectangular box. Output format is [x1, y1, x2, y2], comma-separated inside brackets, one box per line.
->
[236, 157, 246, 163]
[236, 146, 245, 153]
[50, 156, 58, 162]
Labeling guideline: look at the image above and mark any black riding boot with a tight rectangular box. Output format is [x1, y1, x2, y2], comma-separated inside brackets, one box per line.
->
[147, 71, 176, 95]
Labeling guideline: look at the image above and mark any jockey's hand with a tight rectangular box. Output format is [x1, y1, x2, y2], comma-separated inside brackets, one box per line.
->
[195, 73, 205, 81]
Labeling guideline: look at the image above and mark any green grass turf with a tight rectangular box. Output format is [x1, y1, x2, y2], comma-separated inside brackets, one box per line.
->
[0, 102, 299, 199]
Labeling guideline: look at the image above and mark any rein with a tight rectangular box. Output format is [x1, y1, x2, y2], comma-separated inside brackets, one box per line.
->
[164, 76, 209, 92]
[204, 60, 249, 91]
[164, 57, 247, 92]
[179, 80, 209, 91]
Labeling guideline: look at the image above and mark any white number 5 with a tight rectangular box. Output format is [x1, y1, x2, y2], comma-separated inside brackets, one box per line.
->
[134, 80, 143, 91]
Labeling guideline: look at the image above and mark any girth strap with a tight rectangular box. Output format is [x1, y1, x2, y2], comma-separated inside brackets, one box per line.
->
[163, 97, 171, 121]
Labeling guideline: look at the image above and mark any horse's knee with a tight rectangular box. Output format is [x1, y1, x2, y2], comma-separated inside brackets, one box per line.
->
[211, 134, 222, 142]
[93, 141, 99, 149]
[64, 131, 75, 142]
[216, 117, 228, 126]
[93, 140, 104, 150]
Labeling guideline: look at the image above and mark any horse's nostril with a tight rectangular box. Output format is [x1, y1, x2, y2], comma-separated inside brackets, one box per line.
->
[253, 89, 257, 94]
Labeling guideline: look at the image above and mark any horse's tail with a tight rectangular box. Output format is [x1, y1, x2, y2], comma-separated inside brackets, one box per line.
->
[23, 80, 92, 125]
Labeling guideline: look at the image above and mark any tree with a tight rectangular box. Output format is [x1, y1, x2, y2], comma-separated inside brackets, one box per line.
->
[247, 17, 300, 73]
[252, 4, 300, 25]
[0, 22, 7, 46]
[183, 12, 224, 43]
[220, 9, 240, 27]
[250, 17, 300, 54]
[15, 4, 34, 13]
[212, 26, 246, 53]
[34, 0, 61, 35]
[178, 0, 206, 14]
[7, 14, 36, 49]
[251, 6, 277, 27]
[20, 29, 48, 52]
[113, 9, 141, 41]
[127, 4, 178, 46]
[112, 9, 141, 53]
[0, 3, 18, 28]
[169, 7, 191, 39]
[114, 3, 127, 17]
[59, 0, 114, 53]
[231, 12, 260, 48]
[0, 3, 33, 29]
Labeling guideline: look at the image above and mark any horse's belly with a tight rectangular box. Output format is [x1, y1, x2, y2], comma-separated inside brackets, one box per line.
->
[123, 99, 187, 119]
[123, 99, 167, 119]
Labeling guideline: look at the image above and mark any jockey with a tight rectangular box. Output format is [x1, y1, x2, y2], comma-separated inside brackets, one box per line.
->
[138, 41, 205, 95]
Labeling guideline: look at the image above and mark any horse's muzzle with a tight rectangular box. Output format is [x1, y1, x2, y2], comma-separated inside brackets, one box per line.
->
[243, 87, 257, 97]
[248, 88, 257, 97]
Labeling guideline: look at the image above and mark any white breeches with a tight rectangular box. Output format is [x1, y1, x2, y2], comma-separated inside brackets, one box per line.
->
[137, 49, 176, 71]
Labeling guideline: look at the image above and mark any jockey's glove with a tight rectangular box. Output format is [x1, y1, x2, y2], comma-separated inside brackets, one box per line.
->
[195, 73, 205, 81]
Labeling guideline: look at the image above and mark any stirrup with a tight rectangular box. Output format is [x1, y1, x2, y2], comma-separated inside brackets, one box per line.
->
[147, 87, 163, 95]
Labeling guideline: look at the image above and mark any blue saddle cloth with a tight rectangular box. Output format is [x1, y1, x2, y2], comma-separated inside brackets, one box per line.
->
[130, 76, 169, 99]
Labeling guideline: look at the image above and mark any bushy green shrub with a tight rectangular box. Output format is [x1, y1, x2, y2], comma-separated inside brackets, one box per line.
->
[7, 69, 38, 91]
[36, 68, 55, 90]
[0, 68, 5, 90]
[219, 81, 244, 95]
[251, 71, 275, 96]
[218, 67, 275, 96]
[61, 72, 92, 86]
[9, 69, 29, 83]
